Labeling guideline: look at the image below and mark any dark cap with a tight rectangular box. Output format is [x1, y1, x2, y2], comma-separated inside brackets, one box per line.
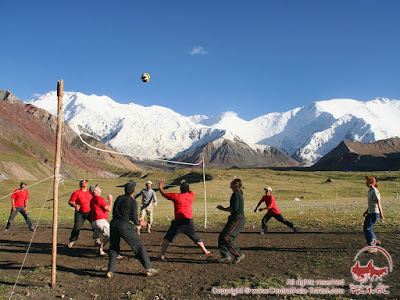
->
[20, 182, 27, 187]
[117, 181, 136, 195]
[79, 179, 88, 186]
[89, 184, 98, 195]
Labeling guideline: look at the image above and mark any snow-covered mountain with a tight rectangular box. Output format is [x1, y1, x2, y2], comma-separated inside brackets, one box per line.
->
[193, 99, 400, 164]
[28, 92, 400, 165]
[28, 92, 229, 160]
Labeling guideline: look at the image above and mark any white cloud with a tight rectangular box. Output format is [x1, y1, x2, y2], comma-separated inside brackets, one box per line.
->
[189, 46, 208, 55]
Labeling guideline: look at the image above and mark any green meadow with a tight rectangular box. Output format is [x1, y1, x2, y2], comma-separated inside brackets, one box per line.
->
[1, 168, 399, 232]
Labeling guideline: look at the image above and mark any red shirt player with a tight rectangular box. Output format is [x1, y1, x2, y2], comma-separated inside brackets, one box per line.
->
[67, 180, 100, 248]
[89, 184, 113, 256]
[254, 186, 297, 234]
[5, 182, 34, 231]
[158, 179, 210, 260]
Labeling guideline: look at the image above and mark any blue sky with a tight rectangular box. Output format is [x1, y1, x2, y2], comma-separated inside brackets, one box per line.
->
[1, 1, 399, 120]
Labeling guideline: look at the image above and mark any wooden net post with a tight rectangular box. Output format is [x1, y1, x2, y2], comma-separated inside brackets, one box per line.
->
[51, 80, 63, 288]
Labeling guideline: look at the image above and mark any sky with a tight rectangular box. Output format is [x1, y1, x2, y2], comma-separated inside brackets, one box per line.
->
[1, 1, 400, 120]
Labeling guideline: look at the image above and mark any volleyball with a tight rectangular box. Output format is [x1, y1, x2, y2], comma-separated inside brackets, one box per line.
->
[141, 73, 150, 82]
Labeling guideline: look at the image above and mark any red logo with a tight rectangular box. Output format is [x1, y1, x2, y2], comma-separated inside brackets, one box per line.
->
[351, 260, 388, 283]
[351, 246, 393, 280]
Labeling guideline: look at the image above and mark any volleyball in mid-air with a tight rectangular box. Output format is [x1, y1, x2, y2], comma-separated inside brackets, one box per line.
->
[141, 73, 150, 82]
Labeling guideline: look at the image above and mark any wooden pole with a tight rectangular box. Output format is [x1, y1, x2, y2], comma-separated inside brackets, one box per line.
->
[51, 80, 63, 288]
[202, 156, 207, 228]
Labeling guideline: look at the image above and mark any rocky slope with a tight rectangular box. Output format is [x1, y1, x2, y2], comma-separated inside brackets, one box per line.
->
[312, 137, 400, 171]
[0, 91, 140, 180]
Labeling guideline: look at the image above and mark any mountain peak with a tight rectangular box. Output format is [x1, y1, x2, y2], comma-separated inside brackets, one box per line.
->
[0, 90, 21, 104]
[27, 91, 400, 165]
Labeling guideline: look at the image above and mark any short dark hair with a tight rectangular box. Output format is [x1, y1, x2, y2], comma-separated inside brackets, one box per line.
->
[180, 182, 190, 193]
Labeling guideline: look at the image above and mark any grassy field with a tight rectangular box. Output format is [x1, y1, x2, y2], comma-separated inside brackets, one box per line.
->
[1, 168, 399, 299]
[1, 168, 399, 232]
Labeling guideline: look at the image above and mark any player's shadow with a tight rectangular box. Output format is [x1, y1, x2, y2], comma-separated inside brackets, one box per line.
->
[0, 279, 33, 288]
[0, 239, 52, 255]
[241, 246, 341, 253]
[57, 265, 148, 277]
[240, 231, 358, 235]
[56, 265, 110, 278]
[154, 256, 216, 264]
[0, 260, 37, 272]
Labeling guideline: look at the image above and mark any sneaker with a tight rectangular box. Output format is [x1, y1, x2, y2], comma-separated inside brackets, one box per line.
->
[117, 254, 123, 259]
[99, 249, 106, 256]
[67, 241, 75, 248]
[292, 227, 298, 233]
[30, 228, 35, 232]
[217, 256, 231, 262]
[232, 254, 245, 264]
[376, 240, 382, 246]
[106, 272, 113, 278]
[147, 227, 151, 233]
[146, 268, 159, 277]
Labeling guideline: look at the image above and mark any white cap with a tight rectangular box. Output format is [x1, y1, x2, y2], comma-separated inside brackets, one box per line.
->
[146, 181, 153, 186]
[264, 186, 272, 192]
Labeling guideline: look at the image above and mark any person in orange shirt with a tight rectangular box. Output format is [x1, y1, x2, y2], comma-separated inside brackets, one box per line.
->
[254, 186, 297, 234]
[5, 182, 34, 231]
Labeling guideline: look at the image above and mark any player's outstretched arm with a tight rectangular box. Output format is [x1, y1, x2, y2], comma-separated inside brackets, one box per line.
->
[158, 179, 168, 198]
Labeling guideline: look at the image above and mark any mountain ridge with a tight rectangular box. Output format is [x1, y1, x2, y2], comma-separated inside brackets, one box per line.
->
[313, 137, 400, 171]
[0, 91, 140, 180]
[24, 91, 400, 166]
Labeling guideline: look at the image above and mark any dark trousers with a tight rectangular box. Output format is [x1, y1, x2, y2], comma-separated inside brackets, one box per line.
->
[108, 219, 151, 273]
[262, 213, 293, 231]
[69, 211, 99, 242]
[218, 214, 246, 258]
[164, 219, 202, 243]
[6, 207, 34, 230]
[364, 213, 379, 246]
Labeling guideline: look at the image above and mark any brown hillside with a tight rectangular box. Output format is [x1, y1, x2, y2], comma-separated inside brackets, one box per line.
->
[313, 137, 400, 171]
[174, 138, 299, 169]
[0, 91, 140, 180]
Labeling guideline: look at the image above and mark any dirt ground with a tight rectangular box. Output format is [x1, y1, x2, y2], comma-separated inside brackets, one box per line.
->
[0, 223, 398, 299]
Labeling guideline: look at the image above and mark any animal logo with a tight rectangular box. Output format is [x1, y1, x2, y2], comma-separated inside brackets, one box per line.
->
[351, 260, 388, 283]
[351, 246, 392, 284]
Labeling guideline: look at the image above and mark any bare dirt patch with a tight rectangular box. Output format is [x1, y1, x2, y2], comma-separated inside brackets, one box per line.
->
[0, 224, 398, 299]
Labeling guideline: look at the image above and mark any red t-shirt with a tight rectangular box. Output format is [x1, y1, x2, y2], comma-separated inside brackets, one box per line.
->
[164, 191, 195, 220]
[90, 195, 109, 222]
[259, 195, 281, 215]
[69, 189, 92, 213]
[11, 189, 29, 207]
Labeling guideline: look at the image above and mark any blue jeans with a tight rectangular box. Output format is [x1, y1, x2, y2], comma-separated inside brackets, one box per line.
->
[363, 213, 379, 246]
